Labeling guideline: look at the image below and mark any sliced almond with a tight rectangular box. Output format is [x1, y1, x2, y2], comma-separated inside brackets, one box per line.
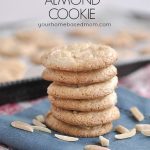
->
[141, 130, 150, 136]
[84, 145, 110, 150]
[33, 126, 51, 134]
[130, 107, 144, 121]
[54, 134, 79, 142]
[115, 128, 136, 140]
[32, 119, 46, 127]
[115, 125, 129, 134]
[136, 124, 150, 132]
[99, 136, 109, 147]
[35, 115, 45, 123]
[11, 121, 33, 132]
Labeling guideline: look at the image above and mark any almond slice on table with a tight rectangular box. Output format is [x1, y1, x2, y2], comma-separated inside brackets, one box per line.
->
[84, 145, 110, 150]
[54, 134, 79, 142]
[130, 107, 144, 121]
[136, 124, 150, 132]
[33, 126, 51, 134]
[99, 136, 109, 147]
[115, 128, 136, 140]
[115, 125, 129, 134]
[35, 115, 45, 123]
[11, 121, 33, 132]
[32, 119, 46, 127]
[141, 130, 150, 136]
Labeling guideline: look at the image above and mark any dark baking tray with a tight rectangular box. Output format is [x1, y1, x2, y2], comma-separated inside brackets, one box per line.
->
[0, 60, 150, 105]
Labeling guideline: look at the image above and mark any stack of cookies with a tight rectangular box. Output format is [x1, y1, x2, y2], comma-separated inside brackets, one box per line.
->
[42, 43, 120, 137]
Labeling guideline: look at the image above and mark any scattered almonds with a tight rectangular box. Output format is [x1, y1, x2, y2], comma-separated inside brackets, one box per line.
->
[33, 126, 51, 134]
[32, 119, 46, 127]
[130, 107, 144, 121]
[84, 145, 110, 150]
[11, 121, 33, 132]
[99, 136, 109, 147]
[141, 130, 150, 136]
[136, 124, 150, 132]
[54, 134, 79, 142]
[115, 128, 136, 140]
[115, 125, 129, 134]
[35, 115, 45, 123]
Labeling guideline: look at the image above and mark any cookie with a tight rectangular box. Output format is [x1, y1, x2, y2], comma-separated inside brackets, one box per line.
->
[0, 37, 20, 57]
[17, 43, 37, 57]
[30, 50, 46, 65]
[15, 30, 49, 41]
[51, 106, 120, 127]
[42, 65, 117, 84]
[46, 114, 113, 137]
[16, 30, 64, 49]
[48, 76, 118, 99]
[49, 92, 117, 112]
[117, 49, 138, 61]
[99, 32, 135, 48]
[0, 59, 26, 83]
[41, 43, 118, 71]
[140, 47, 150, 55]
[130, 31, 150, 41]
[68, 27, 99, 38]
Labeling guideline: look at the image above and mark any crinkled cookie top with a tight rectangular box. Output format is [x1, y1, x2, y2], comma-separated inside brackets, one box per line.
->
[42, 43, 118, 71]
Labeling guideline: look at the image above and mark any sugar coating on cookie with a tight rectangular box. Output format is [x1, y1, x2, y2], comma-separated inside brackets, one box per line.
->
[41, 43, 118, 71]
[0, 59, 26, 83]
[42, 65, 117, 84]
[45, 114, 113, 137]
[51, 106, 120, 127]
[48, 76, 118, 99]
[49, 92, 117, 112]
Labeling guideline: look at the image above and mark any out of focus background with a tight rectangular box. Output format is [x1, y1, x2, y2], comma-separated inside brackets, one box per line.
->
[0, 0, 150, 98]
[0, 1, 150, 149]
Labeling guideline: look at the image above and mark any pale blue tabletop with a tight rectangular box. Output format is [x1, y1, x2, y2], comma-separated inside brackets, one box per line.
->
[0, 87, 150, 150]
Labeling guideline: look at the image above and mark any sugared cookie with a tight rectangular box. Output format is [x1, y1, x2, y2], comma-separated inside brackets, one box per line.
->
[0, 59, 26, 83]
[15, 30, 50, 41]
[140, 47, 150, 55]
[51, 106, 120, 127]
[46, 114, 113, 137]
[17, 43, 37, 57]
[68, 27, 99, 38]
[130, 31, 150, 41]
[49, 92, 117, 112]
[41, 43, 118, 72]
[30, 50, 47, 65]
[42, 65, 117, 84]
[48, 76, 118, 99]
[0, 37, 20, 57]
[16, 30, 64, 49]
[98, 32, 135, 48]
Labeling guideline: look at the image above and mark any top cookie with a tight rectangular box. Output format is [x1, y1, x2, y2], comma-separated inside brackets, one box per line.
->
[41, 43, 118, 71]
